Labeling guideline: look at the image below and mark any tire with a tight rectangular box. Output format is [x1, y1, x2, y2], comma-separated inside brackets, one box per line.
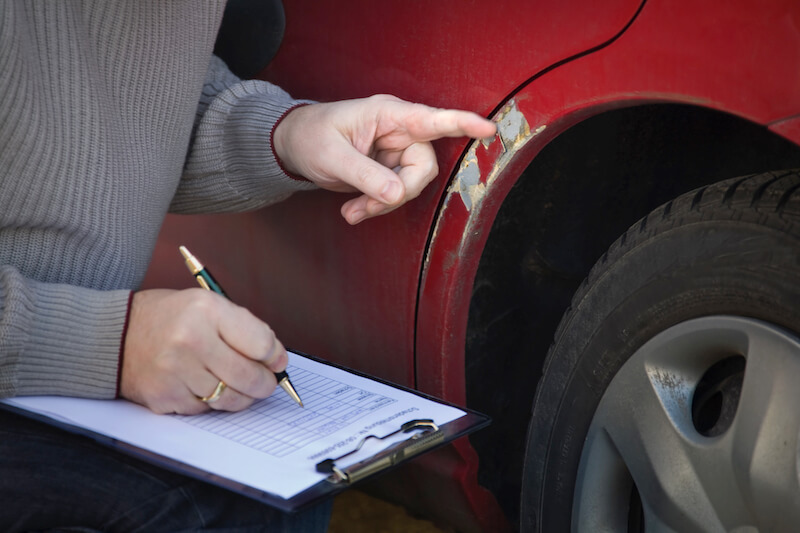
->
[521, 170, 800, 532]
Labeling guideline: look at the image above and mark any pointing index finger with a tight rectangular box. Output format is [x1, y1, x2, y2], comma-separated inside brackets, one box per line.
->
[394, 104, 498, 143]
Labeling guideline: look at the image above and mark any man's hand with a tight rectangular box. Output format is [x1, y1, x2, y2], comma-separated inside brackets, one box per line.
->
[120, 289, 287, 414]
[273, 94, 497, 225]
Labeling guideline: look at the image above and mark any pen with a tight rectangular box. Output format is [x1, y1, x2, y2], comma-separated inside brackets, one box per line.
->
[178, 245, 304, 407]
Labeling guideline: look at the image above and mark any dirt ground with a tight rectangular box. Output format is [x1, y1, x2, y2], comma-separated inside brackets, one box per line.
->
[329, 490, 449, 533]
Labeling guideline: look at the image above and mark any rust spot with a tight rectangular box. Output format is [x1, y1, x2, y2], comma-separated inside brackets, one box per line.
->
[455, 144, 484, 211]
[496, 100, 532, 151]
[450, 99, 544, 212]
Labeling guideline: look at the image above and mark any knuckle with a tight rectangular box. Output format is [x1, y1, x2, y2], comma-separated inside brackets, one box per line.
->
[353, 159, 380, 188]
[192, 290, 218, 313]
[268, 340, 287, 370]
[368, 93, 396, 104]
[240, 368, 265, 395]
[238, 322, 276, 363]
[168, 324, 201, 354]
[232, 361, 273, 397]
[214, 390, 254, 413]
[187, 288, 219, 313]
[429, 159, 439, 178]
[258, 328, 277, 361]
[183, 289, 218, 316]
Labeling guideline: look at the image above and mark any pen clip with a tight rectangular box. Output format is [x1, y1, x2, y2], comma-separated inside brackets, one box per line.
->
[195, 275, 211, 291]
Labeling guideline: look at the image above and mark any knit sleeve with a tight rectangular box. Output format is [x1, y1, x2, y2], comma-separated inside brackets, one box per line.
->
[0, 266, 130, 399]
[170, 55, 317, 214]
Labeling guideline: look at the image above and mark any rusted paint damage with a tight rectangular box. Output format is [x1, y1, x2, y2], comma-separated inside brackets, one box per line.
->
[450, 99, 544, 212]
[496, 99, 533, 152]
[455, 144, 483, 211]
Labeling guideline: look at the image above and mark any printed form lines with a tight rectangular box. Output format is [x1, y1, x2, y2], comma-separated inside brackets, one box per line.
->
[176, 365, 396, 457]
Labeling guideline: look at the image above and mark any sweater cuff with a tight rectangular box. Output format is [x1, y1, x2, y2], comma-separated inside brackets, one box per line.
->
[176, 80, 318, 213]
[14, 281, 131, 399]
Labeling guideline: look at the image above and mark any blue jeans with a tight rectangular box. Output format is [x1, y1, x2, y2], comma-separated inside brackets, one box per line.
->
[0, 409, 331, 532]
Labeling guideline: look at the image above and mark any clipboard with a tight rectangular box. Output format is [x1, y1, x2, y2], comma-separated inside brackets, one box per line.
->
[0, 350, 490, 512]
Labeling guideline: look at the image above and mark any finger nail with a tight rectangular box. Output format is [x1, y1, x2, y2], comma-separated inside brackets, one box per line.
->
[348, 209, 366, 225]
[381, 181, 402, 204]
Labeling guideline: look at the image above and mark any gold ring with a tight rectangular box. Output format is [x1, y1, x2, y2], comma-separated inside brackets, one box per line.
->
[199, 380, 227, 403]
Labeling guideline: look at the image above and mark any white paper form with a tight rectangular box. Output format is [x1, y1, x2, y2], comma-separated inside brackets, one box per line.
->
[3, 352, 465, 500]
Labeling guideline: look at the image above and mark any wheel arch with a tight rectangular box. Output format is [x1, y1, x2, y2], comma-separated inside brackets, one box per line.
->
[463, 101, 800, 518]
[416, 94, 800, 524]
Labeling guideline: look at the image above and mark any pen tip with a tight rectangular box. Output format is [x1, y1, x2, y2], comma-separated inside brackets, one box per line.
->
[278, 378, 304, 407]
[179, 245, 190, 260]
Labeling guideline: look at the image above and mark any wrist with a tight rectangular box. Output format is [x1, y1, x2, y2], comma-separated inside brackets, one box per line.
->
[116, 291, 135, 398]
[271, 103, 311, 181]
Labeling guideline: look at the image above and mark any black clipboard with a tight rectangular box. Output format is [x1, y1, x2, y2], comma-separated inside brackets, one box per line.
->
[0, 351, 489, 512]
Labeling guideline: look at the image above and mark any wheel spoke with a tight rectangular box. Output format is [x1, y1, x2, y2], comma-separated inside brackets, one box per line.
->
[728, 327, 800, 524]
[597, 358, 726, 532]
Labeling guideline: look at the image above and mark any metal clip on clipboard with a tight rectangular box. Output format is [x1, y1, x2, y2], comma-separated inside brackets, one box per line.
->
[315, 419, 443, 484]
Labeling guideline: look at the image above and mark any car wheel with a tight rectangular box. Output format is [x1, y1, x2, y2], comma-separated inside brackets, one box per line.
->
[521, 170, 800, 532]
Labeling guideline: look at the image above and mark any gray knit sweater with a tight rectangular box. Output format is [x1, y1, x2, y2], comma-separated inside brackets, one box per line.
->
[0, 1, 315, 399]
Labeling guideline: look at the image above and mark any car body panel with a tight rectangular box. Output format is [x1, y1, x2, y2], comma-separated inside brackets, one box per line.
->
[263, 0, 644, 112]
[418, 0, 800, 402]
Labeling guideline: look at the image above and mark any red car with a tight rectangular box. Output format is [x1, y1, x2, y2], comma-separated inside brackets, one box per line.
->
[144, 0, 800, 531]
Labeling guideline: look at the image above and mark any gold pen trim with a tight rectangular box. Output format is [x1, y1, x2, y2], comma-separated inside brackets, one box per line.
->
[179, 245, 203, 276]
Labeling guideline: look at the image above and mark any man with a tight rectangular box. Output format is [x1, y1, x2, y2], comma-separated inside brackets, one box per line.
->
[0, 2, 496, 531]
